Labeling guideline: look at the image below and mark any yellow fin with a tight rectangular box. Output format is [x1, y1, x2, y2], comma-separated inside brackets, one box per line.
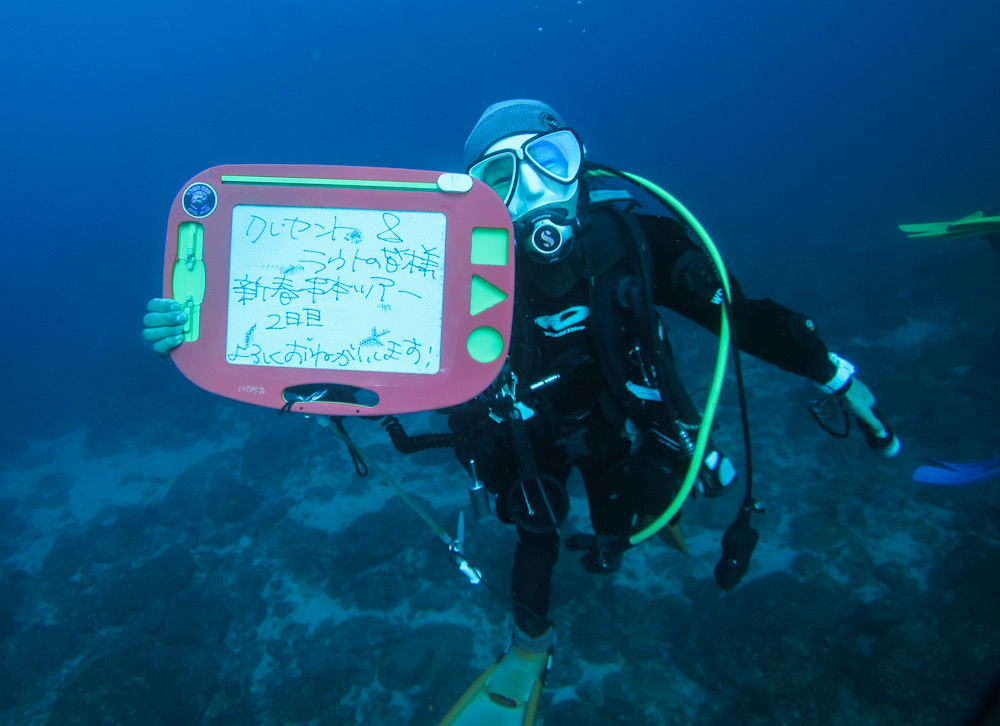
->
[657, 522, 688, 554]
[900, 211, 1000, 239]
[956, 211, 985, 222]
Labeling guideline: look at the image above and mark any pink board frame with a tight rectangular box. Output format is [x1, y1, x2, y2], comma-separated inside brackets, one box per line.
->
[163, 164, 514, 416]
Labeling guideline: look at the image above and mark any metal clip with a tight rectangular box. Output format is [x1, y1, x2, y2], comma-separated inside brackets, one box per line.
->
[278, 388, 329, 417]
[448, 512, 482, 585]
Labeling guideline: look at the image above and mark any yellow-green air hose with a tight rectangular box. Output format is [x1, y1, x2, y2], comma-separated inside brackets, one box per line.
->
[609, 172, 734, 546]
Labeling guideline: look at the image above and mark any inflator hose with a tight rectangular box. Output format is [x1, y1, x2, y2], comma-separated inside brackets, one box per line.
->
[593, 169, 736, 547]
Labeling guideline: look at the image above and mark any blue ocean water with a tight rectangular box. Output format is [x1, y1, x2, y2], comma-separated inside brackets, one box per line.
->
[1, 1, 999, 723]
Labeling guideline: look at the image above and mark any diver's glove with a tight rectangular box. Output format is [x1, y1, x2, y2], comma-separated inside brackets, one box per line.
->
[819, 354, 901, 458]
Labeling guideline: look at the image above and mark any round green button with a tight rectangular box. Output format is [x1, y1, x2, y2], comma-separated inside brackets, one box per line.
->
[467, 326, 504, 363]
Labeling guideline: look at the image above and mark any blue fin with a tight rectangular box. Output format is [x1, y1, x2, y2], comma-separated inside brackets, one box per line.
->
[912, 453, 1000, 486]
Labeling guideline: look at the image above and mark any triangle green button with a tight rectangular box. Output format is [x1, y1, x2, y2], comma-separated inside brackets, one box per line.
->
[470, 274, 508, 315]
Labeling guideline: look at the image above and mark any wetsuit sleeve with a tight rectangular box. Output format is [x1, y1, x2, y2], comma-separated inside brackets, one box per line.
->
[641, 215, 837, 384]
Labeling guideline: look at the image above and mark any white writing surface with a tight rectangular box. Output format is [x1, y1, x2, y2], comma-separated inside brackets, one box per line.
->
[226, 205, 446, 374]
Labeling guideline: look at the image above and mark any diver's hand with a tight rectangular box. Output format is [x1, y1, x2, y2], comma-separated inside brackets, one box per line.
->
[841, 378, 883, 435]
[143, 298, 186, 357]
[841, 378, 901, 457]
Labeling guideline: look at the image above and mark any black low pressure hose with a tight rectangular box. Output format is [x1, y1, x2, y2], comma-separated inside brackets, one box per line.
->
[382, 416, 461, 454]
[713, 294, 761, 591]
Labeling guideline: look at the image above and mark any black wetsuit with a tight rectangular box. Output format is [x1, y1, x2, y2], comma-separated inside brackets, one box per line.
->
[448, 183, 837, 638]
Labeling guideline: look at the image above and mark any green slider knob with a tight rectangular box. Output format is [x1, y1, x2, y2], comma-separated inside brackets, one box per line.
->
[172, 222, 206, 342]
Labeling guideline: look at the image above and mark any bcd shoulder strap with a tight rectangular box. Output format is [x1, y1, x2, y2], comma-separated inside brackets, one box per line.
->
[580, 174, 701, 429]
[579, 186, 657, 423]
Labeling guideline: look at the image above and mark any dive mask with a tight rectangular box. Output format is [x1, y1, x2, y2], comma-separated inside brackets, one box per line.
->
[469, 129, 584, 263]
[468, 129, 583, 210]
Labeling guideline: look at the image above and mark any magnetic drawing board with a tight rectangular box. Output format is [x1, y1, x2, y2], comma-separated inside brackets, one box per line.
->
[164, 164, 515, 416]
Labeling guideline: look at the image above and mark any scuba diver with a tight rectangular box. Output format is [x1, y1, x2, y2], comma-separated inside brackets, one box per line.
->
[428, 99, 899, 725]
[142, 99, 900, 725]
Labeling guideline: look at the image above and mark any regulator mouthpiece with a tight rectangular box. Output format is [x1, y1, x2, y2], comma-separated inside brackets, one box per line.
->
[517, 210, 577, 264]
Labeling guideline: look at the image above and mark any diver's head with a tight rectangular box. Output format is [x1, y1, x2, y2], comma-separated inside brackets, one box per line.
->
[465, 99, 584, 263]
